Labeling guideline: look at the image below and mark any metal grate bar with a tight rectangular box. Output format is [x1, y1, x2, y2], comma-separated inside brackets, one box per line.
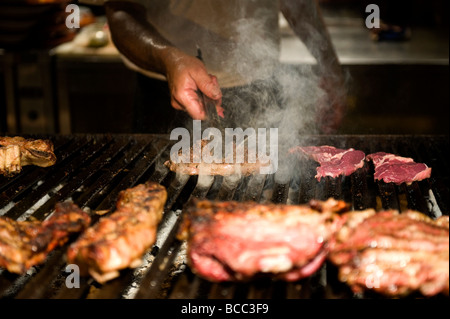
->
[4, 137, 112, 220]
[0, 137, 84, 210]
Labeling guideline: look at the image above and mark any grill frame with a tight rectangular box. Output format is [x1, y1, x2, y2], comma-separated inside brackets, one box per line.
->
[0, 133, 448, 299]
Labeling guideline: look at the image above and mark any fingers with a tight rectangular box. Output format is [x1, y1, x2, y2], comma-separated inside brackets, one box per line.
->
[165, 53, 222, 120]
[171, 89, 205, 120]
[196, 74, 222, 100]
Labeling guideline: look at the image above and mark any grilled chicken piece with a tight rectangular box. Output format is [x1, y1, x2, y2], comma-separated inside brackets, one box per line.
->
[178, 198, 348, 282]
[328, 210, 449, 297]
[0, 136, 57, 176]
[67, 182, 167, 284]
[0, 202, 91, 274]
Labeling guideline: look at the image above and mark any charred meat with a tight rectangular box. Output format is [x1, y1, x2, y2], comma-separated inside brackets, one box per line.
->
[67, 182, 167, 284]
[0, 136, 57, 176]
[177, 198, 348, 282]
[366, 152, 432, 185]
[289, 145, 365, 181]
[0, 202, 90, 274]
[328, 209, 449, 297]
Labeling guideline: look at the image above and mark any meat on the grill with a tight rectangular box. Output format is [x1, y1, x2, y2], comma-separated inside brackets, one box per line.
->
[164, 139, 265, 176]
[0, 136, 57, 176]
[328, 209, 449, 297]
[0, 201, 91, 274]
[366, 152, 432, 185]
[67, 182, 167, 283]
[289, 145, 366, 181]
[177, 198, 349, 282]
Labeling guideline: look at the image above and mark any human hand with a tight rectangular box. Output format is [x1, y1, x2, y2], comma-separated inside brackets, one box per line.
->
[164, 50, 223, 120]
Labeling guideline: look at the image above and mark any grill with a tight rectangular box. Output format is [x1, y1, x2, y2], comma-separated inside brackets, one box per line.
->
[0, 133, 448, 299]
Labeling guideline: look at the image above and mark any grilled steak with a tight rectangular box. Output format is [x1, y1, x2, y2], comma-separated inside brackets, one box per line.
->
[67, 182, 167, 283]
[0, 136, 57, 176]
[328, 209, 449, 297]
[177, 198, 348, 282]
[289, 145, 365, 181]
[164, 139, 264, 176]
[366, 152, 432, 185]
[0, 202, 90, 274]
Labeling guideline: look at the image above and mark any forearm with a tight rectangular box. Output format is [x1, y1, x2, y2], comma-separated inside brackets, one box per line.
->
[104, 1, 180, 75]
[280, 0, 341, 75]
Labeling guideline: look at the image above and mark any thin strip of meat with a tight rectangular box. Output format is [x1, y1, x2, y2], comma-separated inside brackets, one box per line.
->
[66, 182, 167, 283]
[0, 201, 91, 274]
[164, 139, 264, 176]
[366, 152, 431, 185]
[328, 209, 449, 297]
[0, 136, 57, 176]
[289, 145, 365, 181]
[177, 198, 348, 282]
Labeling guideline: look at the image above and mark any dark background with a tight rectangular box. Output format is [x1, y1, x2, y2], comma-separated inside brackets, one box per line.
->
[0, 0, 448, 135]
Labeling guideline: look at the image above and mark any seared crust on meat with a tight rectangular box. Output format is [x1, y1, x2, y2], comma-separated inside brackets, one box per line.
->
[66, 182, 167, 283]
[0, 202, 90, 274]
[178, 198, 348, 282]
[0, 136, 56, 176]
[328, 210, 449, 297]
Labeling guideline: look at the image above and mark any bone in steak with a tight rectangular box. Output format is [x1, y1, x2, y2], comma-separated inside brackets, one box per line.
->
[177, 198, 348, 282]
[0, 136, 57, 176]
[289, 145, 365, 181]
[165, 139, 264, 176]
[0, 202, 90, 274]
[328, 209, 449, 297]
[67, 182, 167, 283]
[366, 152, 431, 185]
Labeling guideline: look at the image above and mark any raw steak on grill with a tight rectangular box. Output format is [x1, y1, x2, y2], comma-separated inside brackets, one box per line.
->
[328, 209, 449, 297]
[289, 145, 366, 181]
[177, 198, 349, 282]
[366, 152, 431, 185]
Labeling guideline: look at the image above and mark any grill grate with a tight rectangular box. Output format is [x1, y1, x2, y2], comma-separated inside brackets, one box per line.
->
[0, 134, 448, 299]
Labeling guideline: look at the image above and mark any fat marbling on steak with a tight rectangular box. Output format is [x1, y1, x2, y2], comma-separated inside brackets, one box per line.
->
[289, 145, 366, 181]
[328, 209, 449, 297]
[366, 152, 431, 185]
[177, 198, 349, 282]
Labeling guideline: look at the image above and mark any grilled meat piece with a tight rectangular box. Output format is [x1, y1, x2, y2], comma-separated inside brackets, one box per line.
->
[328, 209, 449, 297]
[366, 152, 432, 185]
[178, 198, 348, 282]
[0, 202, 90, 274]
[0, 136, 57, 176]
[164, 139, 266, 176]
[289, 145, 365, 181]
[67, 182, 167, 283]
[0, 145, 21, 176]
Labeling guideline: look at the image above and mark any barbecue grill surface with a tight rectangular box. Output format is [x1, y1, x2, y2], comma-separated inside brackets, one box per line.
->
[0, 134, 448, 299]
